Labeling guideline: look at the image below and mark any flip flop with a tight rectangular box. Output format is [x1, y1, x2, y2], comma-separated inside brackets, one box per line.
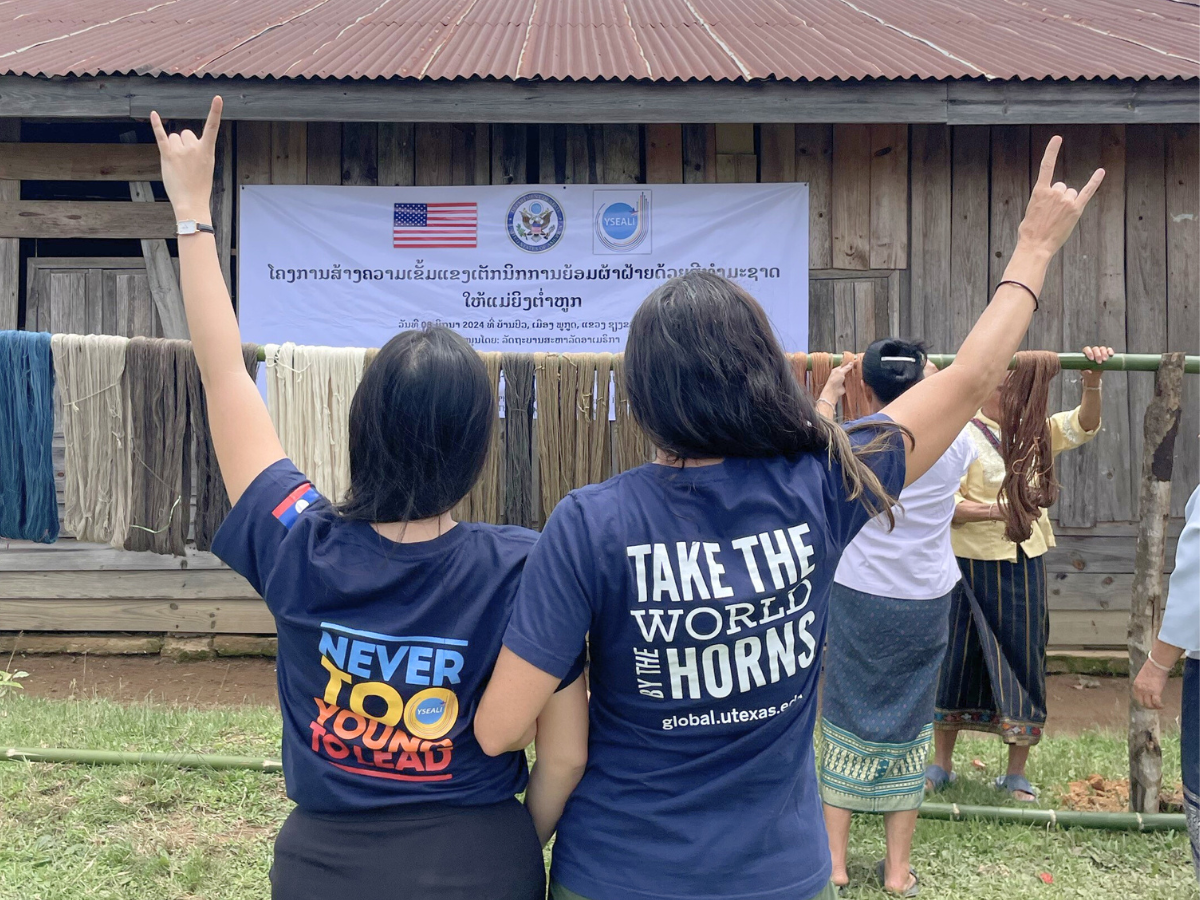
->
[875, 859, 920, 897]
[994, 773, 1039, 802]
[923, 764, 956, 793]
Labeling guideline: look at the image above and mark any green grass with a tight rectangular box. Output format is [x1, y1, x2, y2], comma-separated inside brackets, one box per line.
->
[0, 694, 1194, 899]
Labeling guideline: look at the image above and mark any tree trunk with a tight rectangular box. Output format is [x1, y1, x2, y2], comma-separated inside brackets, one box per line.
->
[1129, 352, 1186, 813]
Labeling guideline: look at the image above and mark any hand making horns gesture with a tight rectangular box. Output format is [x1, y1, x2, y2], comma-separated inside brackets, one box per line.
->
[1018, 135, 1105, 257]
[150, 95, 223, 223]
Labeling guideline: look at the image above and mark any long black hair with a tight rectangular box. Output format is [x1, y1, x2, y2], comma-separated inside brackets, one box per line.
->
[338, 326, 492, 523]
[625, 271, 903, 520]
[861, 338, 928, 404]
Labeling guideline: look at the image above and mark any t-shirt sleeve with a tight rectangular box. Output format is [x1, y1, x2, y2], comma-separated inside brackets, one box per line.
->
[1050, 407, 1100, 454]
[503, 495, 595, 680]
[210, 459, 324, 603]
[828, 413, 908, 550]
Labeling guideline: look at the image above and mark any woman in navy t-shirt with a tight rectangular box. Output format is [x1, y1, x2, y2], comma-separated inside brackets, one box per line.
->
[476, 137, 1105, 900]
[151, 99, 587, 900]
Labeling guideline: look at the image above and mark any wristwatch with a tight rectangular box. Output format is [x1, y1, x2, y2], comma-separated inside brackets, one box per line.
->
[176, 220, 215, 236]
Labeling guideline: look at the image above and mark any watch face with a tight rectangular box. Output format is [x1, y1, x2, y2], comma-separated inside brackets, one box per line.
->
[177, 220, 197, 235]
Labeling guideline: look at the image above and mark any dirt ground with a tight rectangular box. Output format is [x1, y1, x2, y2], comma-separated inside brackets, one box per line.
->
[3, 654, 1185, 736]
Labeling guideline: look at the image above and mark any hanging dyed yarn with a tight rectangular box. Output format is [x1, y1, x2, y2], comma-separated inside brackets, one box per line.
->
[612, 352, 654, 474]
[789, 352, 809, 393]
[265, 343, 366, 503]
[191, 344, 261, 550]
[575, 353, 613, 489]
[51, 334, 131, 547]
[0, 330, 58, 543]
[534, 352, 567, 515]
[123, 338, 195, 555]
[456, 352, 502, 524]
[808, 352, 833, 401]
[841, 353, 873, 421]
[502, 353, 535, 528]
[996, 350, 1062, 543]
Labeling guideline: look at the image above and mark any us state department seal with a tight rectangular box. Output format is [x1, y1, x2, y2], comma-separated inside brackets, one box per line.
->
[507, 192, 565, 252]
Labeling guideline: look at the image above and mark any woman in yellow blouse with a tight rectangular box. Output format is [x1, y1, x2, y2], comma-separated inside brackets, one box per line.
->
[926, 345, 1113, 802]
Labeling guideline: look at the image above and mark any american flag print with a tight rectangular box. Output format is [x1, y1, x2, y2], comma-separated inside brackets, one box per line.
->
[393, 202, 478, 249]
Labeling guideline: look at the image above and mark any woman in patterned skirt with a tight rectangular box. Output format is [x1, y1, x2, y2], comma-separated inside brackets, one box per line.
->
[927, 345, 1112, 802]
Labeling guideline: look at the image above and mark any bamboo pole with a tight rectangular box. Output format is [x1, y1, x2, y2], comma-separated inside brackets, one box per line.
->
[248, 346, 1200, 373]
[4, 747, 281, 771]
[1128, 352, 1186, 813]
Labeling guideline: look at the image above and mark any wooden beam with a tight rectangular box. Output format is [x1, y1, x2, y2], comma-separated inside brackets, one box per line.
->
[868, 123, 908, 269]
[0, 200, 176, 238]
[832, 124, 871, 270]
[1166, 124, 1199, 517]
[0, 142, 161, 180]
[645, 124, 682, 183]
[0, 119, 17, 330]
[795, 125, 833, 269]
[0, 569, 257, 599]
[121, 131, 187, 340]
[4, 75, 1193, 124]
[210, 120, 233, 292]
[0, 598, 273, 633]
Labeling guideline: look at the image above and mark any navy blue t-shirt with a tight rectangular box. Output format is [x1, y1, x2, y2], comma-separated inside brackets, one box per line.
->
[504, 419, 905, 900]
[213, 459, 542, 815]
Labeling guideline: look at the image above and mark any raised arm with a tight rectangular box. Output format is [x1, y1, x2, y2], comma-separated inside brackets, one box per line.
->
[151, 98, 284, 503]
[884, 137, 1104, 486]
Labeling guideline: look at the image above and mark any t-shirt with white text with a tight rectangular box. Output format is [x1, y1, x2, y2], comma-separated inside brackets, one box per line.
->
[504, 417, 906, 900]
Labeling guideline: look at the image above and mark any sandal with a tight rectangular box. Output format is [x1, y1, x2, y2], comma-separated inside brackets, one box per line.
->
[923, 764, 956, 793]
[875, 860, 920, 897]
[994, 773, 1039, 802]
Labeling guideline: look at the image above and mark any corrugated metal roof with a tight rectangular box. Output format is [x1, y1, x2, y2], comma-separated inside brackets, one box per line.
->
[0, 0, 1196, 82]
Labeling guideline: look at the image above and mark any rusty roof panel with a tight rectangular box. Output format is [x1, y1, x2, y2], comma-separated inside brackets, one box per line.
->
[0, 0, 1195, 82]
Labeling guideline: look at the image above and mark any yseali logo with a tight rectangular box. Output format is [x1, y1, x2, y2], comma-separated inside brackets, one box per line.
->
[593, 190, 651, 254]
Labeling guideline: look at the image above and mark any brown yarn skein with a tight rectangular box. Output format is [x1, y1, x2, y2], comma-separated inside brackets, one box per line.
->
[996, 350, 1062, 544]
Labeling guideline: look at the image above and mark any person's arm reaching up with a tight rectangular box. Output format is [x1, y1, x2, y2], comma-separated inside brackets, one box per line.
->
[151, 97, 284, 504]
[525, 676, 589, 845]
[884, 137, 1104, 486]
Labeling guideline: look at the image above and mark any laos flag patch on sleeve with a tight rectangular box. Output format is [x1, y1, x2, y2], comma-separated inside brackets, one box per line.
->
[272, 483, 320, 530]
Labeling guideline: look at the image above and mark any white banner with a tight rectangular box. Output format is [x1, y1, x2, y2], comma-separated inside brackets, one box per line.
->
[238, 183, 809, 353]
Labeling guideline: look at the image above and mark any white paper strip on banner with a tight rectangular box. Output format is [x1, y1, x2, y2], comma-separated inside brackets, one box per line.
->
[238, 183, 809, 354]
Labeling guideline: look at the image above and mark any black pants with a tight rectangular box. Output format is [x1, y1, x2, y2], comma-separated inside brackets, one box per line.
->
[271, 798, 546, 900]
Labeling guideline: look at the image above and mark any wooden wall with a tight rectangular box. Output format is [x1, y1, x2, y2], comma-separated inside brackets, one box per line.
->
[0, 118, 1196, 648]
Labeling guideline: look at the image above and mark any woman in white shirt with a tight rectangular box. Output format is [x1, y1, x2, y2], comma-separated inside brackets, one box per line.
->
[816, 339, 978, 896]
[1133, 483, 1199, 880]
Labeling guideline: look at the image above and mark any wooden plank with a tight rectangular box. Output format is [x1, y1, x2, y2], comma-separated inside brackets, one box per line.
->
[341, 122, 378, 186]
[1046, 573, 1134, 610]
[988, 126, 1030, 297]
[794, 125, 833, 270]
[269, 121, 307, 184]
[0, 200, 177, 239]
[833, 280, 856, 351]
[538, 124, 593, 184]
[645, 124, 682, 184]
[853, 280, 875, 349]
[808, 278, 835, 352]
[378, 122, 416, 186]
[868, 124, 908, 269]
[1048, 610, 1128, 649]
[444, 123, 488, 186]
[715, 124, 754, 155]
[210, 120, 234, 293]
[415, 123, 453, 186]
[49, 271, 86, 334]
[949, 126, 990, 349]
[947, 80, 1200, 126]
[831, 124, 871, 270]
[682, 124, 716, 184]
[0, 119, 16, 330]
[0, 598, 274, 634]
[716, 153, 756, 183]
[873, 276, 892, 344]
[1058, 126, 1104, 527]
[1125, 126, 1168, 509]
[602, 124, 641, 184]
[0, 141, 161, 180]
[235, 121, 271, 185]
[1166, 124, 1199, 517]
[490, 124, 526, 185]
[0, 570, 257, 600]
[908, 125, 952, 349]
[1028, 125, 1065, 413]
[305, 122, 342, 185]
[759, 124, 795, 182]
[85, 266, 103, 334]
[1046, 534, 1175, 575]
[0, 540, 228, 571]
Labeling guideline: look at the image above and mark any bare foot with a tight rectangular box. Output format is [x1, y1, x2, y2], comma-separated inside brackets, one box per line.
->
[884, 871, 917, 895]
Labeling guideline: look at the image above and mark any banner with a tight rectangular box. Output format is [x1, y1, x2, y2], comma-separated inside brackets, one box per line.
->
[238, 183, 809, 353]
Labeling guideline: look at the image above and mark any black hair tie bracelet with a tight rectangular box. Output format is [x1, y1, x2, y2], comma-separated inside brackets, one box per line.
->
[995, 279, 1040, 312]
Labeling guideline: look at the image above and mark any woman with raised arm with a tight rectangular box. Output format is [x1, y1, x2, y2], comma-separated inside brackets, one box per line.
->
[475, 137, 1102, 900]
[151, 98, 587, 900]
[927, 344, 1113, 803]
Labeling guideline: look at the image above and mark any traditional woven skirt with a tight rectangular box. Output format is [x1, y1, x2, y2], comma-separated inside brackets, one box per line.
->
[1183, 658, 1199, 881]
[934, 550, 1048, 746]
[819, 583, 951, 812]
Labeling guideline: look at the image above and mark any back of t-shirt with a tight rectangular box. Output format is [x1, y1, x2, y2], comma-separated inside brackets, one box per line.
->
[212, 459, 537, 814]
[504, 421, 905, 900]
[834, 428, 978, 600]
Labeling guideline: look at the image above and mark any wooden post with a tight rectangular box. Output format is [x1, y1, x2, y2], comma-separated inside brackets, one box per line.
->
[1129, 351, 1186, 813]
[119, 131, 188, 339]
[0, 118, 18, 330]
